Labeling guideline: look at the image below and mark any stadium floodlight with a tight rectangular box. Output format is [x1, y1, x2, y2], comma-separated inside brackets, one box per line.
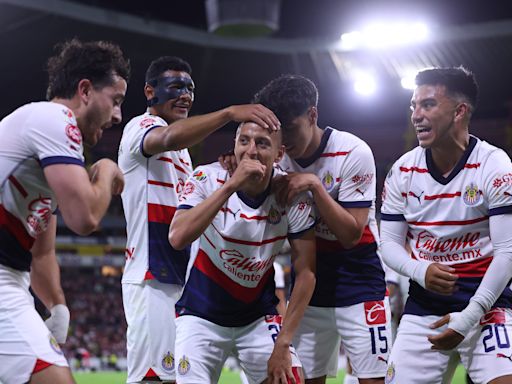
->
[353, 71, 377, 96]
[340, 21, 429, 50]
[401, 70, 418, 90]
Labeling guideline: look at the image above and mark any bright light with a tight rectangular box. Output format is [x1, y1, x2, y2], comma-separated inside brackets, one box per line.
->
[340, 21, 429, 50]
[400, 69, 420, 90]
[353, 72, 377, 96]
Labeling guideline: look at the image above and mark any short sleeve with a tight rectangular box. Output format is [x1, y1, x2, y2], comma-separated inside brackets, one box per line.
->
[177, 167, 210, 209]
[26, 106, 84, 167]
[482, 149, 512, 216]
[381, 162, 406, 221]
[337, 142, 376, 208]
[125, 115, 166, 158]
[287, 193, 316, 238]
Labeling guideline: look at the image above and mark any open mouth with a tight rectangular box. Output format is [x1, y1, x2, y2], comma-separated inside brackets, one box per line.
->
[415, 126, 431, 134]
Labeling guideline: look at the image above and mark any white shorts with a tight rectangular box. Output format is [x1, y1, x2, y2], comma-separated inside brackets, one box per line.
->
[122, 280, 183, 383]
[293, 299, 392, 380]
[386, 310, 512, 384]
[175, 314, 301, 384]
[0, 264, 68, 384]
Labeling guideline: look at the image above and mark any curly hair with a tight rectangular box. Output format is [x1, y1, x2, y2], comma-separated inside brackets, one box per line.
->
[252, 74, 318, 128]
[145, 56, 192, 83]
[46, 38, 131, 100]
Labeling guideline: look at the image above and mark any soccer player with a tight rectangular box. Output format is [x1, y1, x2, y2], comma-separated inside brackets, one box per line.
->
[168, 121, 316, 384]
[250, 74, 390, 384]
[118, 56, 280, 384]
[0, 39, 130, 384]
[380, 67, 512, 383]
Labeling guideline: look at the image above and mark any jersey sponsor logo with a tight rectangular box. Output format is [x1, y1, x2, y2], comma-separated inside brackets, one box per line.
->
[49, 334, 63, 355]
[480, 308, 506, 325]
[161, 351, 175, 372]
[321, 171, 335, 191]
[177, 355, 190, 375]
[26, 196, 53, 236]
[139, 117, 157, 129]
[463, 183, 482, 206]
[385, 362, 395, 383]
[493, 173, 512, 188]
[264, 315, 283, 325]
[219, 249, 274, 282]
[352, 173, 373, 186]
[192, 170, 207, 182]
[267, 205, 281, 224]
[364, 300, 387, 325]
[415, 230, 480, 254]
[179, 181, 195, 202]
[65, 124, 82, 145]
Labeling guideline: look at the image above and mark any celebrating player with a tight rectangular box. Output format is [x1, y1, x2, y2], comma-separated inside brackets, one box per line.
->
[0, 39, 130, 384]
[169, 121, 316, 384]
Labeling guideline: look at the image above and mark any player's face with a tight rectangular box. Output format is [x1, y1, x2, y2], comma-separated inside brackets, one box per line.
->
[282, 107, 316, 159]
[234, 122, 284, 176]
[151, 70, 194, 123]
[410, 84, 460, 149]
[82, 74, 127, 146]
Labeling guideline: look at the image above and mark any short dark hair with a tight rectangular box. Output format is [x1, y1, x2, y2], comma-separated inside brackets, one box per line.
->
[252, 74, 318, 127]
[46, 39, 131, 100]
[145, 56, 192, 83]
[415, 66, 478, 113]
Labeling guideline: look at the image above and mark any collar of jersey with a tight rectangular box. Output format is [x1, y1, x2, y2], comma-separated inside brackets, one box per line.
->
[295, 127, 333, 168]
[426, 135, 478, 185]
[237, 169, 274, 208]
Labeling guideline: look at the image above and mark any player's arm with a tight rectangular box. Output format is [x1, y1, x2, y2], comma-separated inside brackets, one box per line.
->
[268, 229, 316, 383]
[429, 213, 512, 350]
[169, 159, 266, 249]
[143, 104, 280, 155]
[44, 158, 124, 236]
[30, 215, 70, 343]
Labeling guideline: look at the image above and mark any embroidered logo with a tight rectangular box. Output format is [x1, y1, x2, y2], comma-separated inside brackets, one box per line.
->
[161, 351, 174, 372]
[463, 182, 482, 206]
[322, 171, 335, 191]
[267, 205, 281, 224]
[178, 355, 191, 375]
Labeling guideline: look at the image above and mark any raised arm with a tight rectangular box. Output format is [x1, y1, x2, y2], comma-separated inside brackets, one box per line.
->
[143, 104, 280, 155]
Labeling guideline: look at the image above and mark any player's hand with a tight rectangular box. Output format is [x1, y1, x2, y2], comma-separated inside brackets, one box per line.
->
[45, 304, 70, 344]
[427, 314, 465, 350]
[274, 172, 319, 205]
[88, 159, 125, 195]
[226, 158, 266, 191]
[425, 263, 458, 295]
[268, 341, 295, 384]
[218, 150, 237, 176]
[226, 104, 280, 133]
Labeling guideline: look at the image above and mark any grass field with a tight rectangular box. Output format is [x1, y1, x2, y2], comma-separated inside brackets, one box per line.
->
[74, 366, 469, 383]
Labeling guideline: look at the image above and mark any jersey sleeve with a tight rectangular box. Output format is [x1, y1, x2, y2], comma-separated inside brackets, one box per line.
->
[381, 161, 407, 221]
[26, 106, 84, 167]
[337, 142, 376, 208]
[125, 115, 166, 158]
[482, 149, 512, 215]
[287, 192, 316, 238]
[177, 167, 210, 209]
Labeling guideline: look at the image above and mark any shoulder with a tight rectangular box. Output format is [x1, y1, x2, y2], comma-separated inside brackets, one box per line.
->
[125, 113, 167, 131]
[191, 162, 228, 182]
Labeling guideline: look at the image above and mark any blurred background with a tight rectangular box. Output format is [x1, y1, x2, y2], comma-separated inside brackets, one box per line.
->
[2, 0, 512, 379]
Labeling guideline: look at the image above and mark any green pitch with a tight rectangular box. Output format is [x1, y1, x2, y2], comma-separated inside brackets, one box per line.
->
[74, 365, 469, 383]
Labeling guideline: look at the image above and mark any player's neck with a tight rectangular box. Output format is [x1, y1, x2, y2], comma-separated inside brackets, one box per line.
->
[430, 133, 470, 176]
[241, 173, 272, 198]
[301, 125, 323, 159]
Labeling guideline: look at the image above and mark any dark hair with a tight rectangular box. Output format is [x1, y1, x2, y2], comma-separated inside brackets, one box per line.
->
[252, 74, 318, 127]
[46, 39, 130, 100]
[415, 66, 478, 113]
[145, 56, 192, 83]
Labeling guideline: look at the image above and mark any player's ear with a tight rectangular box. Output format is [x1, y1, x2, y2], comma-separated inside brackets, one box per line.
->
[144, 83, 154, 101]
[308, 106, 318, 124]
[77, 79, 93, 104]
[274, 145, 285, 164]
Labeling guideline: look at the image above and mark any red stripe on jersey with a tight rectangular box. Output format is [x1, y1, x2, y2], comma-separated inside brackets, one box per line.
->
[336, 177, 342, 182]
[203, 233, 217, 249]
[221, 233, 287, 246]
[451, 256, 492, 278]
[217, 179, 225, 184]
[399, 166, 428, 173]
[290, 367, 301, 384]
[0, 205, 34, 250]
[464, 163, 481, 169]
[424, 192, 461, 200]
[409, 216, 488, 226]
[194, 248, 272, 303]
[8, 176, 28, 198]
[240, 211, 287, 221]
[33, 359, 52, 373]
[179, 157, 190, 166]
[401, 192, 407, 197]
[317, 225, 375, 252]
[156, 157, 187, 174]
[147, 203, 176, 224]
[320, 151, 350, 158]
[148, 180, 174, 188]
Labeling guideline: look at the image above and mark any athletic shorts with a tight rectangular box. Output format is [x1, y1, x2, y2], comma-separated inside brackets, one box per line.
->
[122, 280, 182, 383]
[386, 310, 512, 384]
[293, 299, 392, 380]
[175, 314, 301, 384]
[0, 264, 68, 384]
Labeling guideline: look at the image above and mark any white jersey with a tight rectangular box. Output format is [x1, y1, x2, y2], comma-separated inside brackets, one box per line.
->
[175, 163, 315, 326]
[118, 112, 192, 284]
[0, 102, 84, 271]
[279, 127, 385, 307]
[381, 135, 512, 315]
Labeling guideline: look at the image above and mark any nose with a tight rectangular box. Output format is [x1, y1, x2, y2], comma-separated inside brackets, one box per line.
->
[411, 106, 423, 124]
[112, 106, 122, 125]
[246, 140, 258, 158]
